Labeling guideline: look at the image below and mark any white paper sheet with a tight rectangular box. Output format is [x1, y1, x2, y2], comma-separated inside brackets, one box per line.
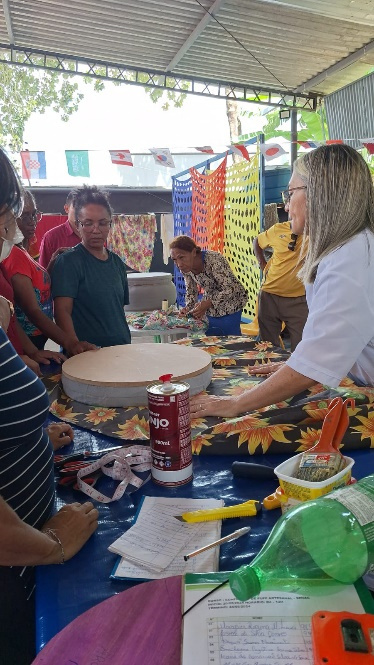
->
[182, 580, 366, 665]
[108, 496, 223, 573]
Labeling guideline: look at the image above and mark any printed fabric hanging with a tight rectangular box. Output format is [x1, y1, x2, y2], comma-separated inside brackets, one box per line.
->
[107, 214, 157, 272]
[190, 156, 227, 252]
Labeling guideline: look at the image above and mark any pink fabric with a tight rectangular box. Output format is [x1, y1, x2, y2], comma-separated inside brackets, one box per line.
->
[39, 219, 80, 268]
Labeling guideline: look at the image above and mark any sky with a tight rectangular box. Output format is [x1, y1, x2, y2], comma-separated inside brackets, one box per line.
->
[25, 78, 233, 151]
[19, 74, 293, 188]
[22, 77, 238, 188]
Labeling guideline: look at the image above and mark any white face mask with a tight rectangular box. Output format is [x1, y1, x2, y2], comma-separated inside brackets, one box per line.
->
[12, 225, 25, 245]
[0, 239, 14, 262]
[0, 223, 25, 262]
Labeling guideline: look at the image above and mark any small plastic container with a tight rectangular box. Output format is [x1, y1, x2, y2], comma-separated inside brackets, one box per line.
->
[274, 453, 354, 513]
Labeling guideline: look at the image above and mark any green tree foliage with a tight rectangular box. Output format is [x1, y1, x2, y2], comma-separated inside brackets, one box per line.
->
[140, 75, 188, 110]
[0, 60, 189, 150]
[240, 107, 328, 145]
[0, 62, 106, 151]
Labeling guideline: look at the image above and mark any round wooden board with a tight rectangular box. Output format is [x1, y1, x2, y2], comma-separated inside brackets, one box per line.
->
[62, 343, 212, 387]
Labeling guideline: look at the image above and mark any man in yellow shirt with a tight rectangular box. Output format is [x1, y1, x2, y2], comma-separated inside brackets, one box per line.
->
[253, 220, 308, 351]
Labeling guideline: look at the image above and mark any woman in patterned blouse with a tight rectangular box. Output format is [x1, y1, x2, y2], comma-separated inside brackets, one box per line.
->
[170, 235, 248, 336]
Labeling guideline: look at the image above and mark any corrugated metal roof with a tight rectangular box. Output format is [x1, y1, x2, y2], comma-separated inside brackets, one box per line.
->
[325, 71, 374, 147]
[1, 0, 374, 96]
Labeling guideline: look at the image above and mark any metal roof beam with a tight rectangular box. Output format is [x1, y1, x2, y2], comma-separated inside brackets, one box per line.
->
[296, 38, 374, 93]
[0, 43, 319, 111]
[2, 0, 14, 44]
[165, 0, 226, 72]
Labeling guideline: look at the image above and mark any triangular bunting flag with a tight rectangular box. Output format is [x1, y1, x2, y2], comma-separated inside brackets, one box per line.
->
[149, 148, 175, 168]
[326, 139, 343, 145]
[259, 143, 286, 161]
[297, 141, 320, 149]
[361, 139, 374, 155]
[65, 151, 90, 177]
[109, 150, 133, 166]
[194, 146, 214, 154]
[20, 151, 47, 179]
[230, 144, 251, 160]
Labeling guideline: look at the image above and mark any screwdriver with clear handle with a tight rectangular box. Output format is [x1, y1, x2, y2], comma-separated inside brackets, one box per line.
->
[174, 499, 261, 523]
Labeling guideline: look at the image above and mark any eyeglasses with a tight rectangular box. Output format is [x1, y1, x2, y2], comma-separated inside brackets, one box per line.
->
[77, 220, 112, 230]
[281, 186, 307, 205]
[288, 233, 298, 251]
[20, 210, 43, 224]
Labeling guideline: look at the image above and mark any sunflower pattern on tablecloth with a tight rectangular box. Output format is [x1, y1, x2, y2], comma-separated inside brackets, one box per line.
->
[43, 336, 374, 456]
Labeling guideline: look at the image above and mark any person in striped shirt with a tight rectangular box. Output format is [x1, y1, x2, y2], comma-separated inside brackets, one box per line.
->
[0, 149, 99, 665]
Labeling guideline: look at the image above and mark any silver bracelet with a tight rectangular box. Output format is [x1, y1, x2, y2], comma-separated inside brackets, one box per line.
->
[42, 528, 65, 564]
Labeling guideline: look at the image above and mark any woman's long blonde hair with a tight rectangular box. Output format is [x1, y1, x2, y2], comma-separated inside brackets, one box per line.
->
[294, 144, 374, 283]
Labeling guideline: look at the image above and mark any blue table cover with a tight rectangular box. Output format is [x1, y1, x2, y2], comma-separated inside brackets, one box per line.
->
[35, 421, 373, 652]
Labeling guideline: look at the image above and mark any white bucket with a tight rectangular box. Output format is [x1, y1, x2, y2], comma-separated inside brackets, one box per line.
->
[125, 272, 176, 311]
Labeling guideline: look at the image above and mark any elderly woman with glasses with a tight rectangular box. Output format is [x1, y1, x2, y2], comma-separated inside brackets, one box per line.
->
[190, 144, 374, 418]
[51, 185, 131, 348]
[1, 193, 94, 356]
[16, 189, 42, 257]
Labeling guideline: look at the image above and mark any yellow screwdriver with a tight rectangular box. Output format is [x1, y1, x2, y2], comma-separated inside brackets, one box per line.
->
[174, 499, 261, 523]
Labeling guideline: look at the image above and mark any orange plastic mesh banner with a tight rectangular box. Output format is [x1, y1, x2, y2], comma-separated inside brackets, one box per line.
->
[190, 156, 227, 252]
[224, 154, 261, 320]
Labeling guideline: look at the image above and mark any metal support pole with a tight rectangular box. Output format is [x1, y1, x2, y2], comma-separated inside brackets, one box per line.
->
[290, 110, 298, 168]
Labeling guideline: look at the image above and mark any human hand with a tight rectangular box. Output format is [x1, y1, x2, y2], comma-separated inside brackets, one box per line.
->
[30, 349, 66, 365]
[259, 259, 267, 271]
[247, 361, 285, 376]
[190, 299, 211, 319]
[20, 354, 42, 376]
[190, 393, 241, 418]
[42, 502, 99, 562]
[50, 247, 71, 262]
[66, 339, 98, 356]
[46, 422, 74, 450]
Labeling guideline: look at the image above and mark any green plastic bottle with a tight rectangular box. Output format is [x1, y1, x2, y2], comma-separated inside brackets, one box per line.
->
[230, 475, 374, 601]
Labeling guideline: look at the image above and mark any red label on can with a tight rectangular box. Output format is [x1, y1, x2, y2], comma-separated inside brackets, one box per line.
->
[147, 382, 192, 485]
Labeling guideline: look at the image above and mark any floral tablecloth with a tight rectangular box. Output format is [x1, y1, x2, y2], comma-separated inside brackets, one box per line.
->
[44, 336, 374, 456]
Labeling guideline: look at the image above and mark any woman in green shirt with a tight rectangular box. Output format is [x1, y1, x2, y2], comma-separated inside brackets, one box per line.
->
[52, 186, 131, 348]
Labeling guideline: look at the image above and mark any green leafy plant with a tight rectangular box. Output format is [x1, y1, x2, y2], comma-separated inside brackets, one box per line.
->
[0, 63, 105, 151]
[239, 106, 328, 145]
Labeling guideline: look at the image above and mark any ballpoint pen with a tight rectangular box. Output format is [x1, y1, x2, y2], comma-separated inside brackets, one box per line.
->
[184, 526, 251, 561]
[174, 500, 261, 523]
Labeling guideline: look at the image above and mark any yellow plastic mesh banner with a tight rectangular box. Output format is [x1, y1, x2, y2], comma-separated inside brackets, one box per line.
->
[190, 156, 227, 252]
[223, 154, 261, 320]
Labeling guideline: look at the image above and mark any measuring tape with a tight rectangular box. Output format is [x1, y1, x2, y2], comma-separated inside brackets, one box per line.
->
[76, 445, 151, 503]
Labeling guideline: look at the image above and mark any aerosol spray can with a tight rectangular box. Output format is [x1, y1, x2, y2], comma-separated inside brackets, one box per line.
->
[147, 373, 193, 486]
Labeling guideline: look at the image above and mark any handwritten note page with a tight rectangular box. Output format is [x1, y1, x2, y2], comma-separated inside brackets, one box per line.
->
[109, 496, 223, 573]
[182, 582, 365, 665]
[113, 534, 219, 580]
[207, 617, 312, 665]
